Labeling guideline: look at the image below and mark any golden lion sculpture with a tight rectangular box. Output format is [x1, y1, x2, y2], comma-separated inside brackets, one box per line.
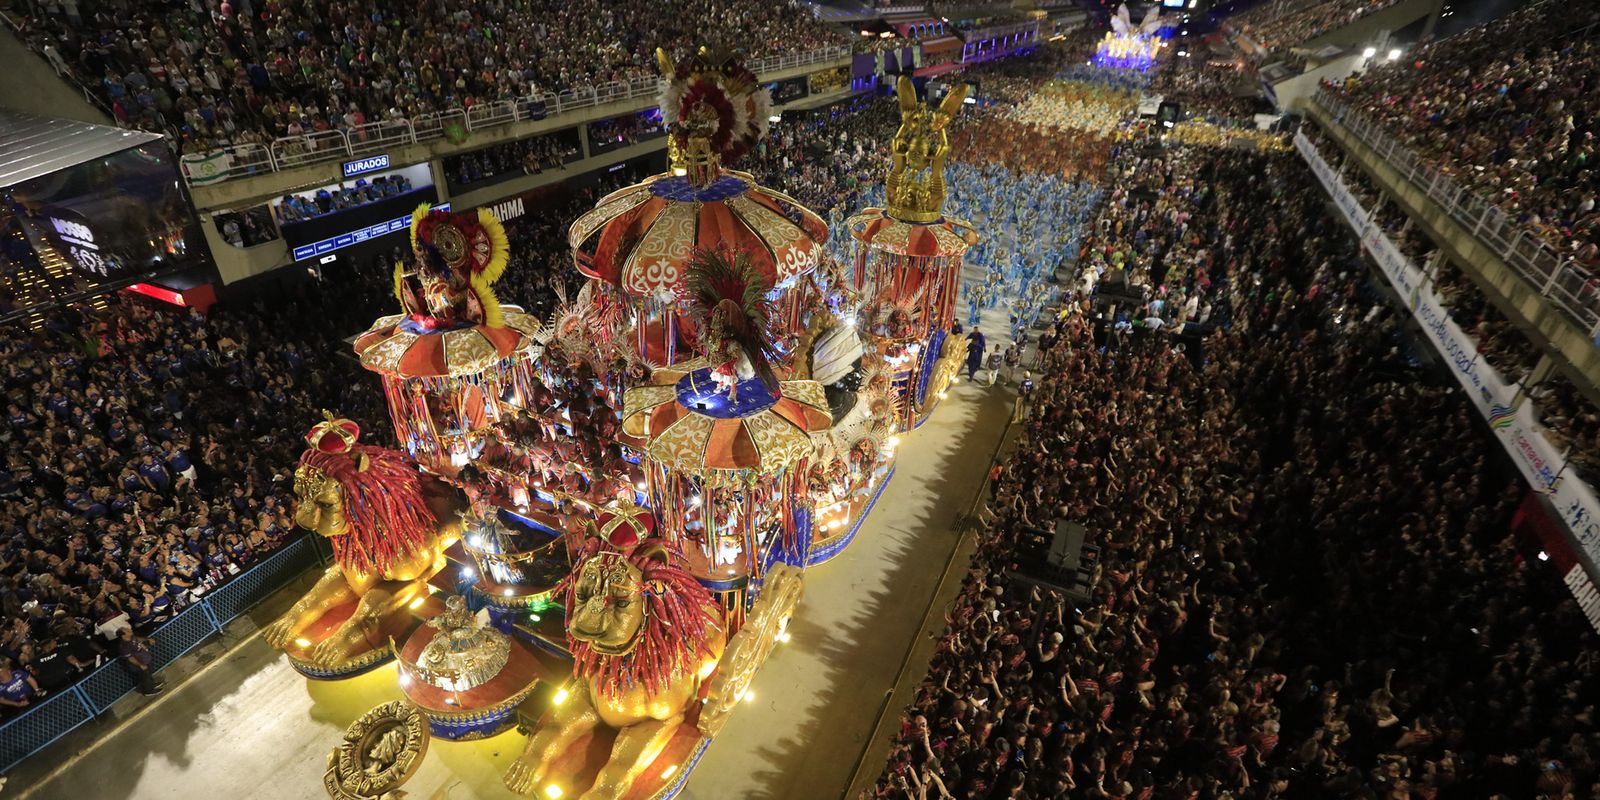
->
[264, 415, 459, 669]
[504, 538, 724, 799]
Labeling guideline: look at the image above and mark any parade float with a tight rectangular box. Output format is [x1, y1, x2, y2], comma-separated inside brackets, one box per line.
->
[847, 75, 976, 432]
[1095, 3, 1167, 71]
[268, 46, 986, 800]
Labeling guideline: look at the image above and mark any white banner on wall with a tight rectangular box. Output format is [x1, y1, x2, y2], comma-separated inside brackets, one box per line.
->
[1296, 132, 1600, 589]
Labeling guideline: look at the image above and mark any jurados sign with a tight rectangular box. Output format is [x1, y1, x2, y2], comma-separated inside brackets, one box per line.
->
[487, 197, 526, 223]
[341, 154, 390, 178]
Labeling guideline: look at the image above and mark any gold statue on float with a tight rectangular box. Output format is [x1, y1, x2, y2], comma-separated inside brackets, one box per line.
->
[885, 75, 970, 224]
[504, 540, 725, 798]
[263, 414, 460, 670]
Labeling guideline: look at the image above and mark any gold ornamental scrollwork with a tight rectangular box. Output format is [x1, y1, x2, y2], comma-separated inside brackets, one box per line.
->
[699, 562, 804, 737]
[324, 700, 430, 800]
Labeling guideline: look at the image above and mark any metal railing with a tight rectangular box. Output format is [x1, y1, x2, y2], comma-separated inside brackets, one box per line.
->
[0, 535, 325, 774]
[1314, 87, 1600, 343]
[177, 46, 850, 188]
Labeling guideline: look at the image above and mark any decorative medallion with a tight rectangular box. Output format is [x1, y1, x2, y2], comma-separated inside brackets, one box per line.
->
[324, 700, 430, 800]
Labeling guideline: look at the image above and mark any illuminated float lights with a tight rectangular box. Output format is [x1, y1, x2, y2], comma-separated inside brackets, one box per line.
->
[771, 466, 896, 567]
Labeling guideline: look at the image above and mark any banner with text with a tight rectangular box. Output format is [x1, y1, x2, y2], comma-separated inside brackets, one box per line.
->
[1297, 132, 1600, 595]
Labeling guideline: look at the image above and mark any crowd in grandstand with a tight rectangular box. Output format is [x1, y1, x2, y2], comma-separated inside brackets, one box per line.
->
[8, 0, 849, 153]
[0, 279, 393, 705]
[1234, 0, 1403, 52]
[1313, 122, 1600, 503]
[1325, 1, 1600, 262]
[446, 132, 582, 190]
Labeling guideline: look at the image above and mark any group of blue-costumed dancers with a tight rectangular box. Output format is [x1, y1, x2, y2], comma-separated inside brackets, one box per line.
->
[946, 163, 1102, 341]
[825, 165, 1103, 345]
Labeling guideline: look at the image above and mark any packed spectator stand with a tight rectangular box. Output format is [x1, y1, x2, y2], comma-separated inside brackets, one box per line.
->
[1231, 0, 1404, 54]
[1323, 1, 1600, 264]
[6, 0, 853, 155]
[0, 284, 386, 709]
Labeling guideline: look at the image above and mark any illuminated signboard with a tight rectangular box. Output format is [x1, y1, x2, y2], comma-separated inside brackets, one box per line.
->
[47, 215, 111, 276]
[342, 154, 391, 178]
[290, 202, 450, 262]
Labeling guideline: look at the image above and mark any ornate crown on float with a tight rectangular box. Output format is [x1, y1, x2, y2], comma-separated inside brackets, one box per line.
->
[658, 46, 771, 183]
[306, 411, 362, 455]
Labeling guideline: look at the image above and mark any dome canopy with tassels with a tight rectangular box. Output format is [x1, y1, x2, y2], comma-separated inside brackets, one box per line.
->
[354, 308, 545, 378]
[622, 362, 832, 479]
[568, 171, 828, 299]
[847, 208, 979, 257]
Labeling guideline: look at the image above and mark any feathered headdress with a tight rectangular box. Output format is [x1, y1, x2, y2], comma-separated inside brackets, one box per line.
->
[683, 246, 779, 393]
[405, 204, 512, 327]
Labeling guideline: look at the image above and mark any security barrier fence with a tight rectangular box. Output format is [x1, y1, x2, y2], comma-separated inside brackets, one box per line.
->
[0, 535, 330, 775]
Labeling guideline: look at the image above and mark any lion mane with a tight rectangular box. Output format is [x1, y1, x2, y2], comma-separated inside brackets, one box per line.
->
[299, 444, 437, 576]
[562, 542, 718, 699]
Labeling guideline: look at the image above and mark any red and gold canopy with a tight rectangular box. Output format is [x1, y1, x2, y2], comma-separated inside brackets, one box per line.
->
[621, 363, 831, 480]
[569, 170, 828, 299]
[847, 208, 978, 258]
[354, 308, 545, 378]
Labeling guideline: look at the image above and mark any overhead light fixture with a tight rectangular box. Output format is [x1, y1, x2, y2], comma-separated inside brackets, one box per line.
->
[1362, 46, 1376, 58]
[1387, 48, 1401, 61]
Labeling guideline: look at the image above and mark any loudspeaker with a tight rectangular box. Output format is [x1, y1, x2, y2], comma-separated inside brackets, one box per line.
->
[1047, 520, 1088, 572]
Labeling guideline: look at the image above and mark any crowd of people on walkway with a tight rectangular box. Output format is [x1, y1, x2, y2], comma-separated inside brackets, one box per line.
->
[9, 0, 850, 154]
[875, 128, 1600, 800]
